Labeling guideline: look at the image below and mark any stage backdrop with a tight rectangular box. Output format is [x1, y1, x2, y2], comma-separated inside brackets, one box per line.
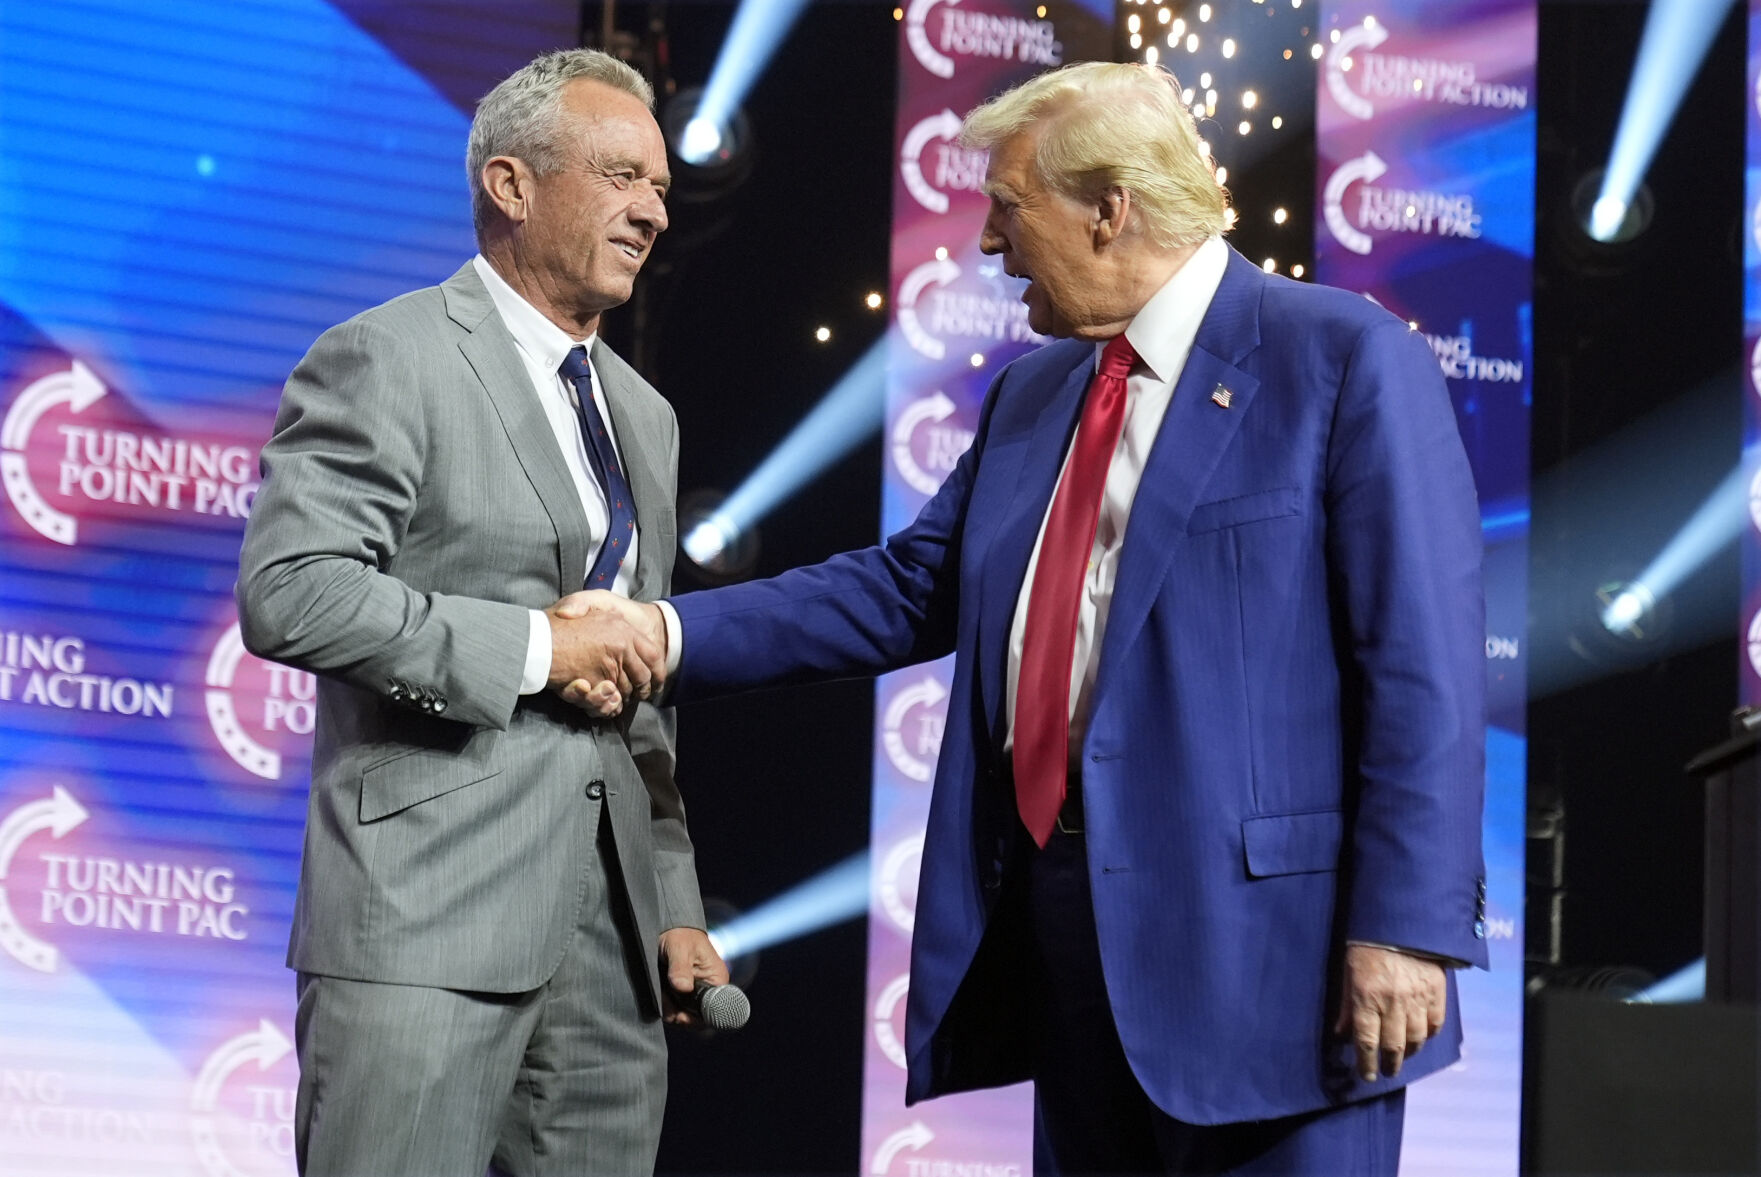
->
[872, 1, 1529, 1174]
[0, 2, 572, 1173]
[1746, 0, 1761, 697]
[1315, 2, 1531, 1173]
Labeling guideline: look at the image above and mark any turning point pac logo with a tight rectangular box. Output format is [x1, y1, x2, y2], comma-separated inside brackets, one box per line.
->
[891, 394, 973, 497]
[900, 109, 985, 215]
[0, 786, 90, 972]
[0, 782, 254, 972]
[2, 360, 260, 545]
[206, 621, 316, 782]
[1323, 152, 1481, 256]
[905, 0, 1061, 79]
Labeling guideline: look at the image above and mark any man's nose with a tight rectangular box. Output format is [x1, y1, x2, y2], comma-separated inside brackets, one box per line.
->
[635, 187, 668, 234]
[978, 223, 1003, 254]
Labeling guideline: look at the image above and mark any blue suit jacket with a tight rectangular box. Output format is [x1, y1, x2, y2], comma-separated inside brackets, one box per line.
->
[670, 248, 1487, 1124]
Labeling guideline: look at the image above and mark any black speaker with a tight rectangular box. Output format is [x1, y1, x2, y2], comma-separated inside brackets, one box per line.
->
[1523, 992, 1758, 1175]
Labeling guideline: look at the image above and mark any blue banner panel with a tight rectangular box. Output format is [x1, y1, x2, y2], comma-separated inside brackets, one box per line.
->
[1316, 3, 1533, 1174]
[0, 3, 563, 1172]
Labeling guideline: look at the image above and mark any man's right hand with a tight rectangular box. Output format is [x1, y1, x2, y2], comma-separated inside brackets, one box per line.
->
[551, 591, 668, 711]
[545, 592, 667, 717]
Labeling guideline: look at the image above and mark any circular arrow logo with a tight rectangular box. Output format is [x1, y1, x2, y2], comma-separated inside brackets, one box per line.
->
[1748, 607, 1761, 681]
[877, 833, 924, 935]
[890, 393, 967, 497]
[1325, 20, 1391, 121]
[897, 258, 962, 361]
[1323, 150, 1388, 256]
[900, 109, 967, 214]
[206, 620, 316, 782]
[189, 1019, 297, 1177]
[881, 673, 949, 781]
[1, 361, 109, 545]
[0, 785, 91, 972]
[872, 972, 911, 1069]
[870, 1120, 935, 1175]
[906, 0, 959, 78]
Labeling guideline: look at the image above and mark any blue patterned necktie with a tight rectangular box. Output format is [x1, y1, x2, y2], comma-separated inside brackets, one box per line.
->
[558, 346, 636, 589]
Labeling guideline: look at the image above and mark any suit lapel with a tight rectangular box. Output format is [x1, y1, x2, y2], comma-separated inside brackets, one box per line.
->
[975, 349, 1093, 747]
[443, 265, 590, 594]
[1092, 250, 1265, 682]
[591, 340, 671, 598]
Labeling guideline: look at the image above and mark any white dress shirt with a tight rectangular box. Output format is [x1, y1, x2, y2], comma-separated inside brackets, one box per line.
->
[1002, 234, 1228, 758]
[470, 255, 641, 695]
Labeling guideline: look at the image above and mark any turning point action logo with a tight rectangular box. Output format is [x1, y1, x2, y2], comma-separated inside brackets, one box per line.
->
[190, 1019, 297, 1177]
[2, 360, 258, 545]
[906, 0, 1060, 79]
[1324, 16, 1527, 121]
[206, 622, 316, 782]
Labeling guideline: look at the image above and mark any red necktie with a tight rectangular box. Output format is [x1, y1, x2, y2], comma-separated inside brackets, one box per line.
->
[1014, 334, 1137, 847]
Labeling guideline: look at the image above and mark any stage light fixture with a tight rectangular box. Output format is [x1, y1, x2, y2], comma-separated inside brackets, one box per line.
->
[662, 87, 754, 199]
[1586, 0, 1735, 243]
[706, 851, 870, 962]
[1599, 463, 1744, 636]
[679, 488, 761, 582]
[683, 0, 813, 170]
[1572, 168, 1654, 247]
[681, 336, 887, 575]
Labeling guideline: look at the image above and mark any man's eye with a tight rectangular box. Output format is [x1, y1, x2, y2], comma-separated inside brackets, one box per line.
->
[609, 172, 634, 189]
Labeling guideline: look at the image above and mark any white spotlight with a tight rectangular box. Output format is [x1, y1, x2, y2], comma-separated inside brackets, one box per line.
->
[680, 117, 724, 165]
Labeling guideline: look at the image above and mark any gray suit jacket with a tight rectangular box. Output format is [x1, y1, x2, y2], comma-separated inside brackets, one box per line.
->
[237, 262, 704, 1004]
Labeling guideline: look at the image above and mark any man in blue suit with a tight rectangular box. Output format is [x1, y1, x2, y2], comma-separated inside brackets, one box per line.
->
[579, 61, 1486, 1174]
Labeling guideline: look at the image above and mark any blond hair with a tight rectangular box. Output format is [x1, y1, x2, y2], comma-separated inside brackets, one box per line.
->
[961, 61, 1229, 249]
[467, 49, 654, 233]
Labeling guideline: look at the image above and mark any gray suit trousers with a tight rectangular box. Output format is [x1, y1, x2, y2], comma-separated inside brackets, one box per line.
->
[293, 807, 665, 1177]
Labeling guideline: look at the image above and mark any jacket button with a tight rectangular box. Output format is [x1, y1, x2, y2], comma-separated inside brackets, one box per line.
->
[585, 780, 605, 801]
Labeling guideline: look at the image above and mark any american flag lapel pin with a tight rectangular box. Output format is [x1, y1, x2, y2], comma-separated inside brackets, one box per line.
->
[1210, 383, 1233, 408]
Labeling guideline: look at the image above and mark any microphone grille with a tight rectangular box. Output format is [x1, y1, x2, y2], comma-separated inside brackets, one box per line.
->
[699, 983, 751, 1031]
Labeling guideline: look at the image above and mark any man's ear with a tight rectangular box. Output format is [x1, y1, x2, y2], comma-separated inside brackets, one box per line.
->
[1093, 186, 1131, 248]
[481, 156, 532, 224]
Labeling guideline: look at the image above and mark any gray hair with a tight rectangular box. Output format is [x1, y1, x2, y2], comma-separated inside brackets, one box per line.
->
[961, 61, 1229, 250]
[467, 48, 655, 233]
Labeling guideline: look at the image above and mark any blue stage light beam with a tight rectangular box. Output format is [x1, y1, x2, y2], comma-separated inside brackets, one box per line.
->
[707, 852, 870, 961]
[684, 336, 888, 565]
[1602, 462, 1745, 634]
[1589, 0, 1734, 241]
[680, 0, 814, 165]
[1633, 957, 1705, 1003]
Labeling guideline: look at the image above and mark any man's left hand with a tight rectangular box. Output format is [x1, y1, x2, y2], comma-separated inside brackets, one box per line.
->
[657, 927, 731, 1028]
[1334, 943, 1446, 1082]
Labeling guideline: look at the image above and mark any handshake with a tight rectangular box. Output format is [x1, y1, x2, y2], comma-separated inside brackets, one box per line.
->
[544, 590, 671, 717]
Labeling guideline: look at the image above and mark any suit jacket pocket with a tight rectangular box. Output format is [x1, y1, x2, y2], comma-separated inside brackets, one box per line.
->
[1242, 809, 1344, 877]
[1188, 486, 1301, 534]
[359, 744, 502, 822]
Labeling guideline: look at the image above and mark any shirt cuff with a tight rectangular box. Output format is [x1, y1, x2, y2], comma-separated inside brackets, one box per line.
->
[1347, 940, 1468, 968]
[656, 599, 683, 678]
[520, 609, 551, 695]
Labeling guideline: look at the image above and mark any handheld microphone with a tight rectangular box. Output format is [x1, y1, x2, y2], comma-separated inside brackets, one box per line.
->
[679, 979, 750, 1031]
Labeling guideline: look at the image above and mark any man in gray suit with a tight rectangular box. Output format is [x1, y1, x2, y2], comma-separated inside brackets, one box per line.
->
[236, 48, 724, 1177]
